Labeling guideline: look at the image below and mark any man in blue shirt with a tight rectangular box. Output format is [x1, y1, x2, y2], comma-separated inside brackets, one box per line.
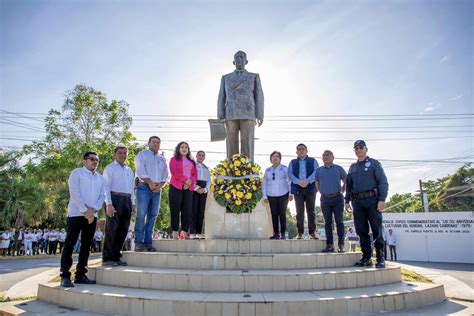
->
[288, 144, 319, 239]
[315, 150, 347, 252]
[345, 140, 389, 268]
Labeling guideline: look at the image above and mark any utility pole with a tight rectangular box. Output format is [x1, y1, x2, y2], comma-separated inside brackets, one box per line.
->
[419, 180, 429, 213]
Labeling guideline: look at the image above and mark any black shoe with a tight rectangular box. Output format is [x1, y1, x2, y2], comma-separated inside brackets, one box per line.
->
[321, 245, 335, 253]
[116, 260, 127, 266]
[147, 247, 156, 252]
[354, 258, 372, 267]
[102, 261, 118, 267]
[60, 277, 74, 288]
[338, 246, 345, 253]
[375, 258, 385, 268]
[74, 276, 96, 284]
[135, 246, 147, 252]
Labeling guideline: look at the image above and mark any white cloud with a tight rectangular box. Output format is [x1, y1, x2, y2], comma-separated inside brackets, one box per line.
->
[449, 94, 463, 101]
[440, 55, 450, 64]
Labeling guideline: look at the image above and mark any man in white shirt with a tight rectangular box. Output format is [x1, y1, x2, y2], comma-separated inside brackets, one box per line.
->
[60, 151, 105, 287]
[135, 136, 168, 252]
[93, 228, 103, 252]
[102, 146, 135, 266]
[48, 229, 58, 255]
[58, 228, 66, 254]
[387, 228, 397, 261]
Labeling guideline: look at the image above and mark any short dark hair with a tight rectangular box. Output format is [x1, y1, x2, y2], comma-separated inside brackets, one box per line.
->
[148, 136, 161, 143]
[296, 143, 307, 150]
[269, 150, 282, 160]
[196, 150, 206, 155]
[114, 145, 128, 153]
[83, 151, 98, 159]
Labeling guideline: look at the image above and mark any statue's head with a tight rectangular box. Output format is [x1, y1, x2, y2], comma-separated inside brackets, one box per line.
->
[233, 51, 248, 70]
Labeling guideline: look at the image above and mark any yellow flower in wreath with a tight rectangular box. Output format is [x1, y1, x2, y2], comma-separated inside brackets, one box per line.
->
[252, 167, 258, 173]
[245, 192, 252, 199]
[235, 199, 242, 205]
[236, 191, 244, 198]
[235, 170, 241, 176]
[234, 160, 241, 167]
[225, 193, 231, 199]
[240, 157, 247, 163]
[231, 188, 237, 194]
[218, 190, 224, 195]
[252, 185, 257, 191]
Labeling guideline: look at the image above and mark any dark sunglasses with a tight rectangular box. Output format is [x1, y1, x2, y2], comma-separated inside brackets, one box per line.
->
[354, 146, 364, 150]
[86, 157, 100, 162]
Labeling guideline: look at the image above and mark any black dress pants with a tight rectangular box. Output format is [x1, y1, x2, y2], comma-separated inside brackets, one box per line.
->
[268, 193, 289, 235]
[190, 180, 207, 235]
[169, 185, 193, 232]
[103, 194, 132, 262]
[60, 216, 97, 279]
[294, 188, 316, 234]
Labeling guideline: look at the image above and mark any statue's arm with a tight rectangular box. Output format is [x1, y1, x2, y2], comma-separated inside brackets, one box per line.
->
[217, 76, 226, 119]
[255, 74, 264, 121]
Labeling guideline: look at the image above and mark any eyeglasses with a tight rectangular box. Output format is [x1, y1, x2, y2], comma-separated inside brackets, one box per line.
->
[354, 146, 364, 150]
[87, 157, 100, 162]
[272, 172, 275, 180]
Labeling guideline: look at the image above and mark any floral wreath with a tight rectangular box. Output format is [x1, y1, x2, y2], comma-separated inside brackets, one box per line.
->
[210, 154, 263, 214]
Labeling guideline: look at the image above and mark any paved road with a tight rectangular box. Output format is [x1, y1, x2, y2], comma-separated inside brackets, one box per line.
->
[398, 260, 474, 288]
[0, 255, 101, 292]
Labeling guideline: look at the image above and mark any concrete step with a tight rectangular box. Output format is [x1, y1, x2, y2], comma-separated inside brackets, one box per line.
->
[121, 251, 362, 270]
[151, 239, 346, 254]
[89, 265, 401, 292]
[37, 281, 445, 316]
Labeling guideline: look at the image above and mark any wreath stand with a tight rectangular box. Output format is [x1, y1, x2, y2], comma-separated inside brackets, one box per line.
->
[204, 193, 273, 239]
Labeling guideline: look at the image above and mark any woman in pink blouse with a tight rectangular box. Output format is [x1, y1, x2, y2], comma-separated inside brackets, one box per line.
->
[169, 142, 198, 240]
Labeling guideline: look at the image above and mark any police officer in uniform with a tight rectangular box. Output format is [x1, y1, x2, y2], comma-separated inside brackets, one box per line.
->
[345, 140, 388, 268]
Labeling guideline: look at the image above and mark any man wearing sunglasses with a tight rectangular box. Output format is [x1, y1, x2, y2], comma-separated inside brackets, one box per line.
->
[60, 151, 105, 287]
[345, 140, 388, 268]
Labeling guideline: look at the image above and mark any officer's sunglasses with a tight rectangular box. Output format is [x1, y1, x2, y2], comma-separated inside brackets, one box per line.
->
[354, 146, 365, 151]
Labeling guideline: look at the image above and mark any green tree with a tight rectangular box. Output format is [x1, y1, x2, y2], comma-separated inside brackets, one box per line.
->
[434, 164, 473, 211]
[385, 193, 414, 213]
[285, 210, 297, 239]
[21, 84, 138, 227]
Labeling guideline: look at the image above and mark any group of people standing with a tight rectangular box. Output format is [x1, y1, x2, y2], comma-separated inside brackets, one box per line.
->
[59, 136, 210, 287]
[0, 227, 66, 256]
[58, 136, 388, 287]
[262, 139, 389, 269]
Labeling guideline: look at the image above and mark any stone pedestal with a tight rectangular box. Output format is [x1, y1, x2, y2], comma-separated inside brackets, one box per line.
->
[204, 193, 273, 239]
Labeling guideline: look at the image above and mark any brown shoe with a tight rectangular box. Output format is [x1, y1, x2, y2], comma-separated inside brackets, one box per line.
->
[309, 233, 318, 240]
[296, 233, 304, 240]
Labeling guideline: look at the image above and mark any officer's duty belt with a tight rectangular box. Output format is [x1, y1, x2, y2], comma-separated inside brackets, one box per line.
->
[351, 190, 377, 200]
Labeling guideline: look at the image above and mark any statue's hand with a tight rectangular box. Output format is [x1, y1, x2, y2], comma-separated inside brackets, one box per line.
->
[257, 119, 263, 127]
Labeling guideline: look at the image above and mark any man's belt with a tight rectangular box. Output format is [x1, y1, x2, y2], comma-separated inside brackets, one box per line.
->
[321, 193, 341, 198]
[351, 190, 377, 200]
[111, 191, 132, 198]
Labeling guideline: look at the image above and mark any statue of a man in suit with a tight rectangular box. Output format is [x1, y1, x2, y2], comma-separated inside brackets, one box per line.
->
[217, 51, 264, 161]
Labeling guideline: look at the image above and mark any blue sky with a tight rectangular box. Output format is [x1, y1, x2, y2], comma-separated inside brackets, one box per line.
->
[1, 0, 472, 205]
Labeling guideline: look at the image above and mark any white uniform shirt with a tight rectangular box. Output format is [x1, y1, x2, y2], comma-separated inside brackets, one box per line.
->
[0, 232, 10, 248]
[135, 150, 168, 183]
[48, 231, 58, 241]
[262, 164, 292, 199]
[387, 233, 397, 246]
[194, 163, 211, 193]
[59, 232, 67, 242]
[67, 167, 106, 217]
[31, 233, 38, 242]
[94, 230, 103, 241]
[103, 160, 135, 205]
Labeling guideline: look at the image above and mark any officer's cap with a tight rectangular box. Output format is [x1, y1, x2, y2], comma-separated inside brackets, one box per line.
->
[353, 140, 366, 148]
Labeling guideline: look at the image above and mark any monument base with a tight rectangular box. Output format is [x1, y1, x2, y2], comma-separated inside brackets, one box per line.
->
[204, 193, 273, 239]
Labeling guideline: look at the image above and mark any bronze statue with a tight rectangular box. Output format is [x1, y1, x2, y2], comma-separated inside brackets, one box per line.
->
[217, 51, 264, 161]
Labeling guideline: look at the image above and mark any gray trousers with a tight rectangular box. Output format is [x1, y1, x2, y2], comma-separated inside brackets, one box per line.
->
[225, 119, 255, 161]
